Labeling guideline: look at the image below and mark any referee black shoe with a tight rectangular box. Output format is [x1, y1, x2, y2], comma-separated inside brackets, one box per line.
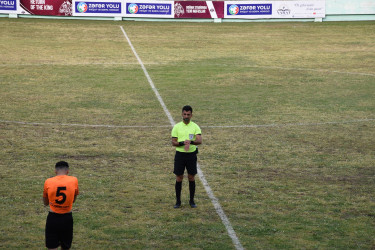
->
[189, 200, 197, 208]
[174, 202, 181, 209]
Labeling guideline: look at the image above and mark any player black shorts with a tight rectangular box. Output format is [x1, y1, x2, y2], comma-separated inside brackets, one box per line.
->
[45, 212, 73, 249]
[174, 150, 198, 176]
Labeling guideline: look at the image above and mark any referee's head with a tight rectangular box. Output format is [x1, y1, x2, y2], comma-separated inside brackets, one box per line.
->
[182, 105, 193, 124]
[182, 105, 193, 113]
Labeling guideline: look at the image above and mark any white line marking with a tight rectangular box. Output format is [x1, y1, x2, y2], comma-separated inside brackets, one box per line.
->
[120, 26, 175, 127]
[0, 62, 159, 66]
[252, 65, 375, 77]
[203, 118, 375, 128]
[0, 120, 171, 128]
[119, 25, 245, 250]
[2, 63, 374, 77]
[196, 166, 244, 250]
[1, 119, 374, 129]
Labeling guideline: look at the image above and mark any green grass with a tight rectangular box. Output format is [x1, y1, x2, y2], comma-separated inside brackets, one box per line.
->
[1, 18, 375, 249]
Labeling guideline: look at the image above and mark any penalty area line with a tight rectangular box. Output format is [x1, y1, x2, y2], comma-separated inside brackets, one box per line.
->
[119, 25, 244, 250]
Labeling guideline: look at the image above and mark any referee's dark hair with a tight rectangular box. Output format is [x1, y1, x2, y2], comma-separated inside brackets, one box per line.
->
[182, 105, 193, 113]
[55, 161, 69, 170]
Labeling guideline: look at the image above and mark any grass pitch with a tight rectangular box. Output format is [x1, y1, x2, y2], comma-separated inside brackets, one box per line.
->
[1, 18, 375, 249]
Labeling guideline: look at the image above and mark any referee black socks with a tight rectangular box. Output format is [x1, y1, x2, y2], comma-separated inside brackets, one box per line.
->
[175, 181, 182, 205]
[174, 180, 196, 208]
[189, 180, 195, 203]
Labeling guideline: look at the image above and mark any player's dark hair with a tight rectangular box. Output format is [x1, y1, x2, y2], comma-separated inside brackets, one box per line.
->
[182, 105, 193, 113]
[55, 161, 69, 170]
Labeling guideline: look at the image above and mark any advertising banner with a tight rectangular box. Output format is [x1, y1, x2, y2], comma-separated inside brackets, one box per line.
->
[288, 1, 325, 18]
[0, 0, 17, 13]
[2, 0, 327, 19]
[73, 0, 121, 16]
[18, 0, 72, 15]
[124, 0, 173, 18]
[225, 0, 325, 19]
[226, 3, 272, 17]
[326, 0, 375, 15]
[174, 1, 224, 19]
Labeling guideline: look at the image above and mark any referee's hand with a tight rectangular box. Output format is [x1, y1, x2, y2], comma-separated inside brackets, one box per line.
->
[184, 140, 191, 151]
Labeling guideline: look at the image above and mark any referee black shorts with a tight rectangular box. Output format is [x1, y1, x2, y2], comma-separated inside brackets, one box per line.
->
[45, 212, 73, 249]
[174, 150, 198, 176]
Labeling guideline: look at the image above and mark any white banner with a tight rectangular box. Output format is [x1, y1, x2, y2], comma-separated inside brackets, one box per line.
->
[326, 0, 375, 15]
[73, 0, 122, 16]
[124, 0, 174, 18]
[0, 0, 18, 13]
[225, 1, 325, 19]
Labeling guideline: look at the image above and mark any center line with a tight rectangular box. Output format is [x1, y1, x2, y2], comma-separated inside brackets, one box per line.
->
[120, 26, 244, 250]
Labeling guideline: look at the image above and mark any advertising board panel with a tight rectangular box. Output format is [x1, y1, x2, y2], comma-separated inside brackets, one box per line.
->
[124, 0, 173, 18]
[225, 1, 325, 19]
[326, 0, 375, 15]
[73, 0, 122, 16]
[1, 0, 328, 19]
[0, 0, 17, 13]
[19, 0, 72, 15]
[174, 1, 224, 19]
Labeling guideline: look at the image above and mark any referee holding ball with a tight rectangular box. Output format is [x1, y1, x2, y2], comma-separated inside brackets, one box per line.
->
[171, 105, 202, 208]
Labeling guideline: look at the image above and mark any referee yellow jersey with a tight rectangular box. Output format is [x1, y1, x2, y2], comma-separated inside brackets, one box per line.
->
[171, 121, 201, 153]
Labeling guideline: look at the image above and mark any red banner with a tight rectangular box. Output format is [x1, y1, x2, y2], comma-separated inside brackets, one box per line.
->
[20, 0, 72, 15]
[174, 1, 224, 18]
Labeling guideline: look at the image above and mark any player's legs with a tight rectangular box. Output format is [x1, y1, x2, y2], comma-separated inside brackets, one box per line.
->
[186, 153, 198, 208]
[45, 212, 61, 249]
[187, 174, 197, 208]
[174, 152, 186, 208]
[174, 152, 186, 176]
[185, 152, 197, 176]
[59, 213, 73, 249]
[176, 175, 184, 182]
[45, 212, 74, 249]
[174, 175, 183, 208]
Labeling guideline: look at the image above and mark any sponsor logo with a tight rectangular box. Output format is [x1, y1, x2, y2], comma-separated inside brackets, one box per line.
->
[174, 2, 184, 17]
[59, 0, 72, 15]
[128, 3, 138, 14]
[228, 4, 239, 15]
[277, 4, 291, 16]
[77, 2, 88, 12]
[0, 1, 15, 6]
[0, 0, 16, 10]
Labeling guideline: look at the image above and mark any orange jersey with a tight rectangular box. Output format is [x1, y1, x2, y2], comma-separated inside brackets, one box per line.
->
[43, 175, 79, 214]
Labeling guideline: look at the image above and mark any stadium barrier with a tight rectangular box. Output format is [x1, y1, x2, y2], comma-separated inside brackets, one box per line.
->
[1, 0, 375, 22]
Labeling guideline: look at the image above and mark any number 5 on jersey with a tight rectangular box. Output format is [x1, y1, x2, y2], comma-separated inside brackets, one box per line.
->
[55, 187, 67, 204]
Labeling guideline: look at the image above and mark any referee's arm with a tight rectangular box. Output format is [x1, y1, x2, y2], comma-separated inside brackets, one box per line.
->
[171, 137, 181, 147]
[171, 135, 202, 146]
[192, 134, 202, 145]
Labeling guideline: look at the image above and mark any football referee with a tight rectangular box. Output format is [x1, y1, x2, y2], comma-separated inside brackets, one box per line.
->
[171, 105, 202, 208]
